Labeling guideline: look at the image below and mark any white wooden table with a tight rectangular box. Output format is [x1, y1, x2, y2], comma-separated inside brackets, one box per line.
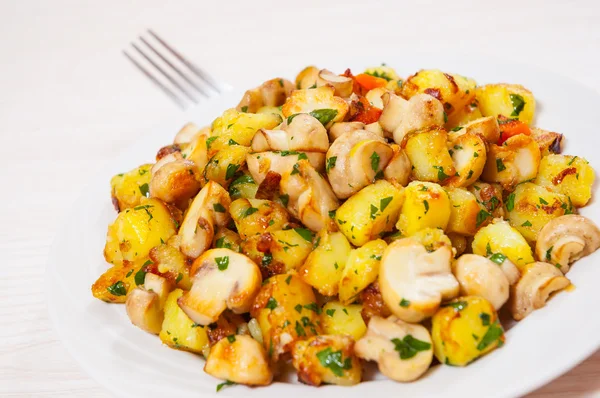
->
[1, 0, 598, 396]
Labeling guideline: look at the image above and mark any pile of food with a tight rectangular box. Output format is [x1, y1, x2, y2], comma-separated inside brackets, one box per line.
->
[94, 65, 600, 390]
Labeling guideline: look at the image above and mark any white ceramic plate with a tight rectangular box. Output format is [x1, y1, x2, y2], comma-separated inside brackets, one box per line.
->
[47, 55, 600, 398]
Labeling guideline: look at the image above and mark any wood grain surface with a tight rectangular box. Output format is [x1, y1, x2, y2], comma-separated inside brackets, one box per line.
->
[0, 0, 598, 396]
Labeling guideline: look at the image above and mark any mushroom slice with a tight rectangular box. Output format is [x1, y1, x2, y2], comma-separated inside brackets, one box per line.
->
[180, 132, 210, 171]
[177, 181, 231, 259]
[279, 159, 339, 232]
[316, 69, 354, 98]
[295, 66, 319, 90]
[204, 334, 272, 386]
[530, 127, 563, 155]
[453, 116, 500, 144]
[125, 275, 172, 335]
[149, 152, 202, 208]
[379, 92, 445, 144]
[383, 144, 411, 186]
[246, 151, 325, 185]
[328, 121, 365, 142]
[481, 134, 541, 190]
[445, 131, 487, 187]
[326, 129, 393, 199]
[379, 238, 459, 323]
[173, 123, 209, 145]
[251, 114, 329, 152]
[452, 254, 510, 310]
[365, 87, 388, 110]
[143, 272, 172, 308]
[355, 315, 433, 382]
[178, 248, 262, 325]
[510, 261, 571, 321]
[281, 85, 349, 127]
[535, 215, 600, 274]
[236, 78, 295, 113]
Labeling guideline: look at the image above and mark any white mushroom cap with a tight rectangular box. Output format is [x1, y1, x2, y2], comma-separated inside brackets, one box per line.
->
[316, 69, 354, 98]
[535, 215, 600, 274]
[178, 181, 231, 259]
[251, 113, 329, 153]
[499, 257, 521, 286]
[354, 315, 433, 382]
[178, 249, 262, 325]
[379, 238, 459, 323]
[149, 152, 202, 207]
[205, 335, 272, 386]
[452, 254, 510, 310]
[378, 93, 445, 144]
[328, 121, 366, 142]
[246, 151, 325, 185]
[510, 261, 571, 321]
[279, 159, 339, 232]
[326, 129, 393, 199]
[125, 287, 164, 335]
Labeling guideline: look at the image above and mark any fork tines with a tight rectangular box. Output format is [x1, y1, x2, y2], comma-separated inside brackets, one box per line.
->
[124, 30, 222, 108]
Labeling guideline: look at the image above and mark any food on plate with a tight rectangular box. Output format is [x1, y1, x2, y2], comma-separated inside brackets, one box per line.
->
[93, 64, 598, 389]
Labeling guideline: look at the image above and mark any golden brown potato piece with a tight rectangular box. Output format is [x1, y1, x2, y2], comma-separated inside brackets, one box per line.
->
[404, 127, 455, 184]
[204, 335, 273, 386]
[292, 335, 362, 386]
[251, 274, 321, 361]
[110, 164, 153, 211]
[401, 69, 477, 126]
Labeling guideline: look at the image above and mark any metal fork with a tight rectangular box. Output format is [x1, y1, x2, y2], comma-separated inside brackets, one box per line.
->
[123, 29, 223, 109]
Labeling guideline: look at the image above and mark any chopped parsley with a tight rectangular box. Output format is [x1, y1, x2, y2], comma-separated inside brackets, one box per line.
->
[496, 158, 506, 172]
[227, 335, 236, 343]
[489, 253, 507, 265]
[480, 313, 491, 326]
[477, 321, 504, 351]
[216, 380, 236, 392]
[546, 246, 553, 261]
[509, 94, 525, 117]
[370, 204, 379, 220]
[310, 109, 338, 125]
[433, 165, 450, 181]
[279, 194, 289, 207]
[380, 196, 393, 211]
[213, 203, 226, 213]
[506, 193, 515, 211]
[138, 183, 149, 197]
[391, 335, 431, 360]
[295, 321, 306, 336]
[370, 254, 382, 261]
[521, 220, 532, 227]
[316, 347, 352, 376]
[400, 298, 410, 307]
[326, 309, 336, 317]
[294, 228, 314, 242]
[225, 163, 240, 179]
[443, 300, 468, 311]
[243, 207, 258, 217]
[370, 152, 380, 172]
[266, 297, 278, 310]
[107, 281, 127, 296]
[539, 197, 549, 205]
[476, 209, 492, 227]
[215, 256, 229, 271]
[325, 156, 337, 173]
